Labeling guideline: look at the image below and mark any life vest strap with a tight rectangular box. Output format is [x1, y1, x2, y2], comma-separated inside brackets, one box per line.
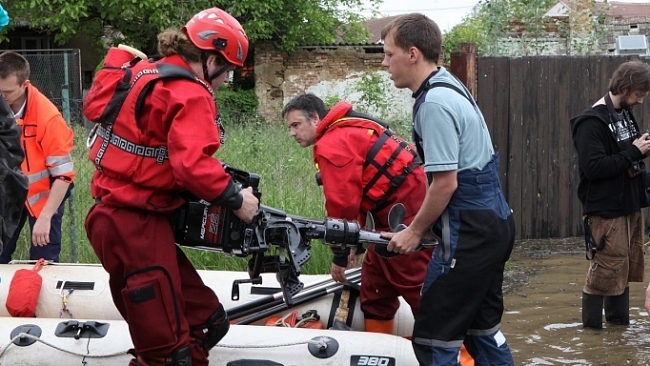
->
[362, 128, 420, 211]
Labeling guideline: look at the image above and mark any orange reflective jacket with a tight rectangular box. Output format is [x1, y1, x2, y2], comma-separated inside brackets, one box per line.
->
[19, 84, 75, 218]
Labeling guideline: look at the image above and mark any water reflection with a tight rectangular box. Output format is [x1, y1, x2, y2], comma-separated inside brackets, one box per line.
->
[502, 244, 650, 366]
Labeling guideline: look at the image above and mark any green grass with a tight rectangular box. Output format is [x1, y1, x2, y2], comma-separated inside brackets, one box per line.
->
[11, 119, 334, 274]
[10, 116, 514, 278]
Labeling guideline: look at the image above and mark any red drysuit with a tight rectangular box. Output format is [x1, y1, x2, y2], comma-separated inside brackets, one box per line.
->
[313, 101, 433, 319]
[85, 54, 239, 365]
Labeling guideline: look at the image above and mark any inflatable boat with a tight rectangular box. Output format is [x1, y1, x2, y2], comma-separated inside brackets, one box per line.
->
[0, 262, 418, 365]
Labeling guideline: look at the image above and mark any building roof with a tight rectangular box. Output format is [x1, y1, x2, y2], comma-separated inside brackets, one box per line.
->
[544, 0, 650, 19]
[544, 0, 570, 17]
[364, 15, 402, 44]
[607, 1, 650, 19]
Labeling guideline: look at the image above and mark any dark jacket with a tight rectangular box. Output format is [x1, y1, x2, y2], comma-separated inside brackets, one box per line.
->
[0, 97, 28, 248]
[570, 104, 648, 217]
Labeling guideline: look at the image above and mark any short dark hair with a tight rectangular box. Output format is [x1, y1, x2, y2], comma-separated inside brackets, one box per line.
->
[380, 13, 441, 64]
[281, 93, 328, 121]
[0, 51, 30, 83]
[609, 60, 650, 95]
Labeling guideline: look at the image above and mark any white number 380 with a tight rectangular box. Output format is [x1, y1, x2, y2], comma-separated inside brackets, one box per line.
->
[356, 356, 392, 366]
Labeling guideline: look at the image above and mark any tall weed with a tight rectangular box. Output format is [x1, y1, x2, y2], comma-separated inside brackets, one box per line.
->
[11, 121, 333, 274]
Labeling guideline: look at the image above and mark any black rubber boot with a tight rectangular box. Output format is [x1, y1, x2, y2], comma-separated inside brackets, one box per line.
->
[582, 292, 604, 329]
[604, 287, 630, 326]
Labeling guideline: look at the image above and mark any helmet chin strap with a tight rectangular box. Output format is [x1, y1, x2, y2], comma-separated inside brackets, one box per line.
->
[201, 51, 231, 84]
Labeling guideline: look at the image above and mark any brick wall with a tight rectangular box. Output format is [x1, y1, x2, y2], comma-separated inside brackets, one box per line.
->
[604, 17, 650, 53]
[255, 42, 413, 122]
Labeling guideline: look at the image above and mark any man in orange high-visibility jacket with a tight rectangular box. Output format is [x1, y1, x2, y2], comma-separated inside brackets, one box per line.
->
[0, 51, 75, 263]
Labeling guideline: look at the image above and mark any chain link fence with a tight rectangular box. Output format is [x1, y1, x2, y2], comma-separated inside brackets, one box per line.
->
[8, 49, 325, 265]
[22, 49, 84, 122]
[12, 46, 600, 264]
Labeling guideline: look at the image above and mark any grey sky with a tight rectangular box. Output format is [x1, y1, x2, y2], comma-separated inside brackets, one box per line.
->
[356, 0, 650, 33]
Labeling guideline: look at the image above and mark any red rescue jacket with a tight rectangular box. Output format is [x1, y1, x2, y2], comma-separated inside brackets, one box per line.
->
[84, 51, 238, 212]
[314, 102, 422, 217]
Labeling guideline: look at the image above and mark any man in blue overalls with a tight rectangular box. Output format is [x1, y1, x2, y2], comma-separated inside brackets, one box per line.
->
[380, 13, 516, 366]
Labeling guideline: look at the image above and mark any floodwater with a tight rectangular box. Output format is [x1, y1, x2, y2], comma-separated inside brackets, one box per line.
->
[502, 238, 650, 366]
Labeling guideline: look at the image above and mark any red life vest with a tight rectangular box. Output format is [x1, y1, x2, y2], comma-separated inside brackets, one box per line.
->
[83, 47, 213, 190]
[320, 109, 421, 213]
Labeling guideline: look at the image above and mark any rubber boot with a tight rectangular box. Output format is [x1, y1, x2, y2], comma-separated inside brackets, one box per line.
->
[364, 318, 395, 334]
[604, 287, 630, 326]
[582, 292, 604, 329]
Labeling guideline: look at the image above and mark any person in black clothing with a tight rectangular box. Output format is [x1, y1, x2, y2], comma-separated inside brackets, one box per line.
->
[0, 96, 28, 250]
[570, 60, 650, 329]
[0, 0, 26, 252]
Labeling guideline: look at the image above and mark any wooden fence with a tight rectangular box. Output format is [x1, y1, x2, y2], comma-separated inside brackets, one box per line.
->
[474, 56, 650, 239]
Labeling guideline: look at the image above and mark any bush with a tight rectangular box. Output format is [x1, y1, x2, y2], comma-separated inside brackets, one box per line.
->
[216, 88, 259, 123]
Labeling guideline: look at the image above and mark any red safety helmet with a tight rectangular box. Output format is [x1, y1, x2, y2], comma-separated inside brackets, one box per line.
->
[182, 7, 249, 67]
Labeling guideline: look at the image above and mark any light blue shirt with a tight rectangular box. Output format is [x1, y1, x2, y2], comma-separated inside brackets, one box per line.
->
[414, 67, 494, 173]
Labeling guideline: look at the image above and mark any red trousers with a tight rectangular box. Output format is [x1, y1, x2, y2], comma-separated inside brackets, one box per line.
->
[361, 244, 433, 320]
[85, 204, 221, 365]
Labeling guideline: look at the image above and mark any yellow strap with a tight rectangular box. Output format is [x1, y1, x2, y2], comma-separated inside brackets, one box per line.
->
[334, 289, 351, 323]
[326, 117, 384, 135]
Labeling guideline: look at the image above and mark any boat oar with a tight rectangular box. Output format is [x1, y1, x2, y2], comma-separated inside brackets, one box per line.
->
[227, 269, 361, 320]
[234, 276, 361, 325]
[228, 271, 361, 321]
[226, 267, 360, 317]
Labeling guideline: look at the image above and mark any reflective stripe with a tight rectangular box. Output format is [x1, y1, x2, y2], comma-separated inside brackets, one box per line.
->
[467, 323, 501, 336]
[412, 326, 505, 348]
[27, 169, 50, 184]
[96, 125, 169, 164]
[28, 190, 49, 206]
[49, 161, 74, 176]
[46, 155, 72, 166]
[413, 337, 464, 349]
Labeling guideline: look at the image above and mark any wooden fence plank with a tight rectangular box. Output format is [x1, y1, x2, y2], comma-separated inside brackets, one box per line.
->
[568, 57, 590, 236]
[639, 58, 650, 131]
[494, 58, 512, 201]
[546, 57, 560, 237]
[519, 57, 537, 239]
[478, 57, 510, 198]
[509, 58, 527, 238]
[477, 58, 497, 144]
[533, 57, 550, 238]
[550, 58, 576, 237]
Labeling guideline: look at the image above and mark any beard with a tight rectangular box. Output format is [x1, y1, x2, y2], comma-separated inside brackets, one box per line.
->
[619, 91, 641, 110]
[620, 97, 632, 110]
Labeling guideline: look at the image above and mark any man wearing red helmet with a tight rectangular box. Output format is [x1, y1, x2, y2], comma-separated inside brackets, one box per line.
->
[84, 8, 258, 366]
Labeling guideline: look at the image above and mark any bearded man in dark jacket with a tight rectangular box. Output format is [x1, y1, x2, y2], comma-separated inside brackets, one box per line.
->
[570, 60, 650, 329]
